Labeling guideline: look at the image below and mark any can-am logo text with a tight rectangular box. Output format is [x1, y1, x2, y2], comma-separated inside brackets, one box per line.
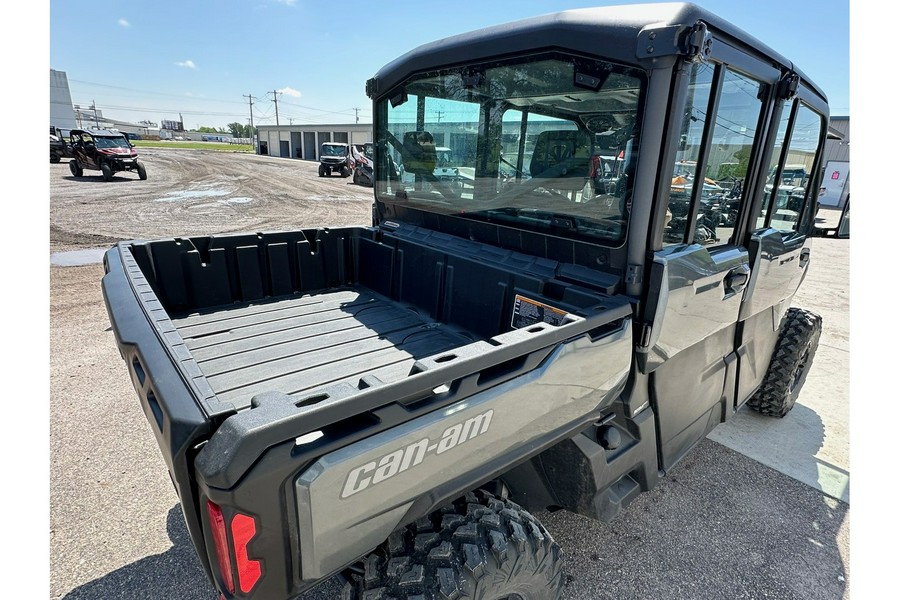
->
[341, 409, 494, 498]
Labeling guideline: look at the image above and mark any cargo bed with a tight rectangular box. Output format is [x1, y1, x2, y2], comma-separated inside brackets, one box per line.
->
[102, 222, 633, 594]
[172, 286, 479, 411]
[104, 224, 631, 485]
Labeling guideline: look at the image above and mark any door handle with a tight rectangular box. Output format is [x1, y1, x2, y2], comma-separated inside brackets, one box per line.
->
[724, 265, 750, 295]
[799, 248, 811, 268]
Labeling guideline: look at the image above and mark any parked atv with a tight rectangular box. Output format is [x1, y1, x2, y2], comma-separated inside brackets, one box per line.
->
[318, 142, 351, 177]
[68, 129, 147, 181]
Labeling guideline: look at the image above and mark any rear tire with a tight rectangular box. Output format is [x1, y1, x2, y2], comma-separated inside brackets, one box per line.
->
[341, 490, 565, 600]
[101, 162, 113, 182]
[51, 152, 60, 164]
[69, 160, 83, 177]
[746, 307, 822, 417]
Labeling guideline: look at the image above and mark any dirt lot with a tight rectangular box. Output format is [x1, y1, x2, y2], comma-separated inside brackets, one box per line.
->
[50, 148, 374, 253]
[48, 149, 851, 600]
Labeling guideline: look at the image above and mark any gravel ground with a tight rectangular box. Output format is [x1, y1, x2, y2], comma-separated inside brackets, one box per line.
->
[47, 149, 851, 600]
[50, 147, 374, 253]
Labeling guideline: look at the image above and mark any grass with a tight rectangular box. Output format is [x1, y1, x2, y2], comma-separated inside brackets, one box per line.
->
[131, 140, 255, 153]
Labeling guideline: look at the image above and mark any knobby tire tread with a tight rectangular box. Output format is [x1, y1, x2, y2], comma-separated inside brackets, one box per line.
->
[341, 490, 565, 600]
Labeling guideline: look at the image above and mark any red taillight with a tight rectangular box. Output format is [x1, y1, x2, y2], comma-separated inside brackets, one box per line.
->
[231, 514, 262, 593]
[206, 501, 235, 594]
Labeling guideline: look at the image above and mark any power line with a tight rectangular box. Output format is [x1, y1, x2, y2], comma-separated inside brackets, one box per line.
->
[70, 78, 247, 104]
[74, 101, 248, 118]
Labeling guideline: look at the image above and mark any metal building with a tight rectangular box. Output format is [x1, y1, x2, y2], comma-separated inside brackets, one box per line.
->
[50, 69, 77, 130]
[256, 124, 373, 160]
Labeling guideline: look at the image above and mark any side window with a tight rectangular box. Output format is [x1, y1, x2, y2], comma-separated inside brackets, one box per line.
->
[757, 103, 824, 233]
[663, 63, 714, 247]
[664, 64, 765, 247]
[703, 69, 764, 246]
[755, 101, 794, 228]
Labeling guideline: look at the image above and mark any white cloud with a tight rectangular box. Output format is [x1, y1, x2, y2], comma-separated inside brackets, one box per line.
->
[175, 60, 198, 70]
[118, 18, 130, 27]
[278, 86, 302, 98]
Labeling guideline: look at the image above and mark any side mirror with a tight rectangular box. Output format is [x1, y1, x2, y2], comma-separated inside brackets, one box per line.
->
[812, 199, 849, 239]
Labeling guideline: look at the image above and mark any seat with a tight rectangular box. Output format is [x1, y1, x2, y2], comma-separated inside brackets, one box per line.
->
[529, 129, 592, 191]
[400, 131, 437, 175]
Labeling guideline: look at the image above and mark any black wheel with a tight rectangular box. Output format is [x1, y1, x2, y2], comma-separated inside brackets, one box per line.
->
[137, 162, 148, 180]
[51, 152, 60, 164]
[319, 164, 326, 177]
[69, 160, 83, 177]
[101, 162, 113, 182]
[341, 490, 565, 600]
[353, 169, 360, 185]
[341, 166, 351, 177]
[746, 307, 822, 417]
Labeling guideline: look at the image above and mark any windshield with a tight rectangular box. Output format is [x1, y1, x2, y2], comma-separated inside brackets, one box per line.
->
[374, 52, 645, 244]
[95, 136, 131, 149]
[321, 144, 348, 156]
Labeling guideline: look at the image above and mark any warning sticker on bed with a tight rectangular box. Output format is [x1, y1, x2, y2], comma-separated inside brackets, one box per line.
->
[511, 295, 569, 329]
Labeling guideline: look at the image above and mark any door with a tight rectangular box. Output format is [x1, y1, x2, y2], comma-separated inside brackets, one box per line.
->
[280, 140, 290, 158]
[735, 92, 827, 402]
[640, 57, 776, 471]
[304, 132, 317, 159]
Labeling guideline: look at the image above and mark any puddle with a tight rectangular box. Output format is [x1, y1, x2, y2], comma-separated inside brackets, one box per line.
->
[157, 188, 231, 202]
[222, 197, 253, 204]
[50, 247, 108, 266]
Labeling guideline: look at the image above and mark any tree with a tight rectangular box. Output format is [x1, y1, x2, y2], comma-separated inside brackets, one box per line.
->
[227, 122, 244, 137]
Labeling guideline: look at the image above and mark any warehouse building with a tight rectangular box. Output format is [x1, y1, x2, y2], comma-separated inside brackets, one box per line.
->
[256, 124, 373, 160]
[50, 69, 77, 130]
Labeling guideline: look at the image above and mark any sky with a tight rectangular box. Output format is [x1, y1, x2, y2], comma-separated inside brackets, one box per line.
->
[47, 0, 851, 130]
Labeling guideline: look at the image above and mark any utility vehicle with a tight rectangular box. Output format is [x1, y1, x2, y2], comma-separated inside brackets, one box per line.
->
[318, 141, 352, 177]
[101, 4, 847, 599]
[68, 128, 148, 181]
[50, 126, 73, 163]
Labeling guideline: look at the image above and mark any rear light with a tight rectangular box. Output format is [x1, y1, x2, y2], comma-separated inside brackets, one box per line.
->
[206, 501, 263, 595]
[231, 514, 262, 593]
[206, 501, 235, 594]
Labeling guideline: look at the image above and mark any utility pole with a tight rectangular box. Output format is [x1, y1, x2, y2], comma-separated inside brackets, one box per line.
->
[270, 90, 282, 126]
[354, 108, 360, 124]
[243, 94, 255, 138]
[92, 100, 99, 128]
[434, 109, 444, 124]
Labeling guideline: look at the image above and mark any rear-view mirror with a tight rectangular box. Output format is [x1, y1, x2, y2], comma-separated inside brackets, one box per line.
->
[813, 199, 849, 239]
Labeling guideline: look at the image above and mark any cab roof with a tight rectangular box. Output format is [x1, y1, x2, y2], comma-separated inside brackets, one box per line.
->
[369, 2, 825, 104]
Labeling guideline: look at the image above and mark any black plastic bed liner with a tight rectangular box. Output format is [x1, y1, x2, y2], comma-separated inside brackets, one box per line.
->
[171, 286, 479, 411]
